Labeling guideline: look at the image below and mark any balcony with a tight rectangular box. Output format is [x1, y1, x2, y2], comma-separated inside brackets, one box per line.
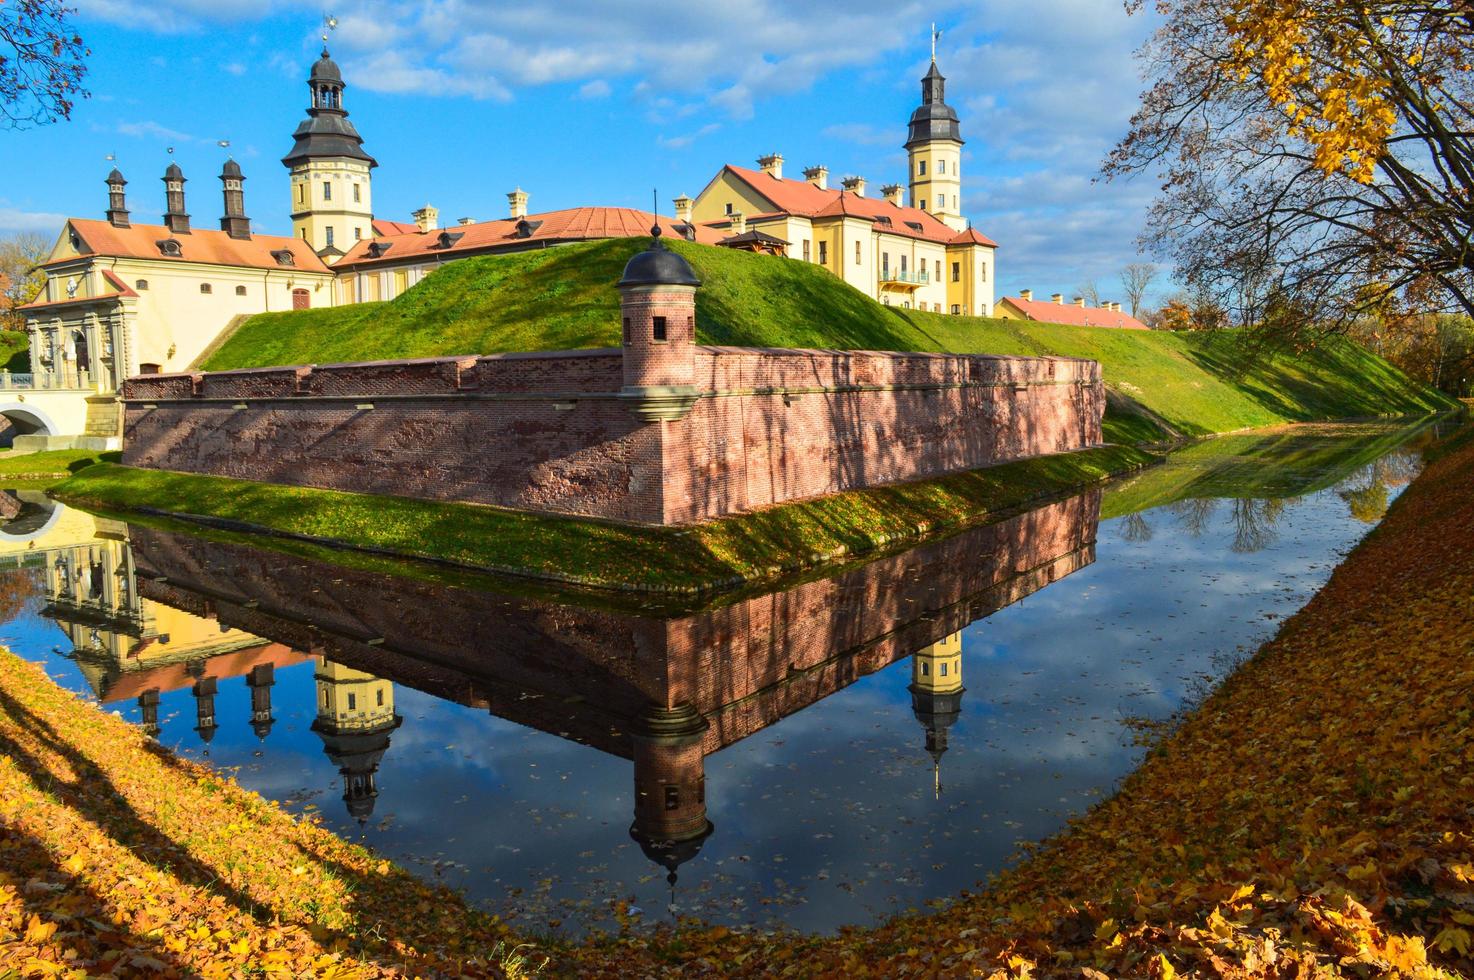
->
[878, 269, 929, 291]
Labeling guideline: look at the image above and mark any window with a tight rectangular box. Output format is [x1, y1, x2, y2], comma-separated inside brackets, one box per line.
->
[664, 786, 680, 810]
[724, 203, 733, 215]
[135, 279, 149, 290]
[802, 239, 811, 262]
[297, 184, 304, 203]
[818, 241, 828, 265]
[900, 255, 908, 274]
[622, 317, 631, 344]
[937, 193, 945, 208]
[235, 285, 247, 296]
[882, 252, 890, 276]
[939, 159, 946, 174]
[353, 183, 361, 203]
[980, 264, 988, 282]
[652, 316, 667, 341]
[376, 689, 384, 707]
[354, 227, 362, 240]
[139, 363, 161, 375]
[951, 261, 960, 283]
[920, 199, 927, 211]
[921, 661, 929, 676]
[300, 229, 308, 240]
[854, 241, 862, 264]
[920, 257, 928, 276]
[940, 661, 948, 677]
[934, 303, 942, 312]
[323, 181, 332, 201]
[347, 693, 356, 710]
[951, 304, 961, 314]
[199, 283, 212, 294]
[918, 161, 926, 176]
[325, 227, 335, 247]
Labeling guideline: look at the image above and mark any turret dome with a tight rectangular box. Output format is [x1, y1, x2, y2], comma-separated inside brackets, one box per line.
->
[617, 228, 701, 288]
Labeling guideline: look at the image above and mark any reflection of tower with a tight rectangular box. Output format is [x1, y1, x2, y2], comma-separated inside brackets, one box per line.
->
[909, 632, 965, 798]
[628, 704, 714, 904]
[137, 688, 161, 738]
[189, 667, 218, 747]
[310, 660, 401, 825]
[246, 663, 276, 740]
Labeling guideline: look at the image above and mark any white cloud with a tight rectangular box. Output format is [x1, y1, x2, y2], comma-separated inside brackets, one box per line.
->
[577, 79, 612, 100]
[110, 120, 201, 143]
[658, 123, 720, 150]
[821, 123, 896, 147]
[221, 62, 248, 77]
[73, 0, 291, 33]
[0, 207, 67, 236]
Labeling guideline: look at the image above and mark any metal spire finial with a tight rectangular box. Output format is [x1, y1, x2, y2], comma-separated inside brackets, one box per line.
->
[650, 187, 663, 244]
[322, 13, 338, 45]
[931, 23, 942, 62]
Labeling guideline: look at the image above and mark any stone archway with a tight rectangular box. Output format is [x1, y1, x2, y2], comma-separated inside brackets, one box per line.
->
[0, 404, 56, 449]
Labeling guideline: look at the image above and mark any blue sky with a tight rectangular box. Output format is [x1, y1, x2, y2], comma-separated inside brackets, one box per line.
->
[0, 0, 1166, 304]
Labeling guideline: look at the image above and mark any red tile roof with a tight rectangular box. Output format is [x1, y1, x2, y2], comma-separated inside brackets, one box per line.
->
[336, 207, 724, 269]
[101, 643, 309, 703]
[372, 219, 420, 236]
[43, 219, 331, 274]
[1001, 295, 1149, 330]
[720, 165, 997, 247]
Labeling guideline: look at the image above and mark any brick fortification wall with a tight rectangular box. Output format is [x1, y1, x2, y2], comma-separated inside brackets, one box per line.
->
[122, 347, 1102, 525]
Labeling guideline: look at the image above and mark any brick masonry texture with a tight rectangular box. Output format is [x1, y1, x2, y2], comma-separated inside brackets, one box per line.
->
[122, 345, 1104, 525]
[125, 488, 1099, 762]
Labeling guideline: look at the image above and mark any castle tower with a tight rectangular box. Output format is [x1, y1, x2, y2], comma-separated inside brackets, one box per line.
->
[310, 659, 400, 825]
[162, 162, 190, 235]
[246, 662, 275, 740]
[628, 704, 714, 903]
[105, 168, 129, 228]
[191, 672, 219, 747]
[283, 47, 376, 258]
[219, 159, 251, 240]
[137, 688, 161, 738]
[909, 631, 965, 798]
[617, 227, 702, 423]
[905, 55, 966, 233]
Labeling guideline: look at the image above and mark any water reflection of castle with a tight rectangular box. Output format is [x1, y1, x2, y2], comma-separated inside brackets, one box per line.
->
[27, 488, 1098, 888]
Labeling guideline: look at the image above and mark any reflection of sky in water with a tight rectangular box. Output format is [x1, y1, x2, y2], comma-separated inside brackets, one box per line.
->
[0, 442, 1420, 936]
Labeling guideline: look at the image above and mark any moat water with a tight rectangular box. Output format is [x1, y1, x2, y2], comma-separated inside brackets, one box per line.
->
[0, 419, 1448, 936]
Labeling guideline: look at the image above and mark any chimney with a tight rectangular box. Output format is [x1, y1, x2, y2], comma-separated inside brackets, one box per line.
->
[219, 159, 251, 240]
[1019, 289, 1033, 302]
[457, 217, 475, 226]
[162, 163, 190, 235]
[507, 187, 528, 219]
[803, 165, 828, 190]
[729, 210, 747, 235]
[757, 153, 784, 179]
[105, 168, 129, 228]
[841, 175, 867, 197]
[1113, 302, 1123, 313]
[672, 194, 693, 223]
[1051, 293, 1064, 304]
[881, 183, 903, 206]
[1073, 296, 1085, 307]
[412, 204, 439, 233]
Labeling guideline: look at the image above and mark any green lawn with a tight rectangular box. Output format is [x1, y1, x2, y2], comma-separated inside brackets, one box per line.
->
[54, 445, 1153, 596]
[0, 448, 120, 483]
[203, 238, 1455, 442]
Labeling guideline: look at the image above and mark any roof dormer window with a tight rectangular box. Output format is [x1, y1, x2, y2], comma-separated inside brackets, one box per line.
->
[434, 230, 466, 248]
[156, 239, 183, 257]
[270, 249, 296, 267]
[512, 219, 542, 240]
[366, 241, 393, 258]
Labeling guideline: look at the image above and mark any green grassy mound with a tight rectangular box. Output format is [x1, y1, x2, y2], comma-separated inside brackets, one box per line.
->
[204, 238, 1456, 440]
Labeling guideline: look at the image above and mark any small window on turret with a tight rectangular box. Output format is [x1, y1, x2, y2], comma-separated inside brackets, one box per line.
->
[652, 316, 667, 342]
[918, 161, 926, 176]
[353, 184, 361, 203]
[347, 693, 357, 710]
[921, 661, 929, 676]
[939, 159, 946, 174]
[664, 786, 680, 810]
[622, 317, 630, 344]
[940, 662, 948, 677]
[323, 181, 332, 201]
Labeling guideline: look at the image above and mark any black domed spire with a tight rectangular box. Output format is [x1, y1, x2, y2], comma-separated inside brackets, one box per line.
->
[106, 167, 126, 185]
[164, 161, 184, 181]
[283, 45, 376, 169]
[220, 158, 243, 179]
[905, 59, 963, 148]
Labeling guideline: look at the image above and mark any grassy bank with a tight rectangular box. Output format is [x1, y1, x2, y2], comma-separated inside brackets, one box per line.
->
[53, 445, 1153, 595]
[0, 448, 120, 484]
[203, 238, 1455, 443]
[8, 421, 1473, 977]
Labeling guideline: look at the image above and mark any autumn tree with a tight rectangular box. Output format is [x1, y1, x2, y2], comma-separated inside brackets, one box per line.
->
[1120, 262, 1158, 317]
[1, 0, 88, 128]
[0, 231, 47, 332]
[1109, 0, 1474, 338]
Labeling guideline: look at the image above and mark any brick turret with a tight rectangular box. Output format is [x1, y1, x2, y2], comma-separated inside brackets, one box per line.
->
[628, 703, 714, 895]
[617, 227, 702, 421]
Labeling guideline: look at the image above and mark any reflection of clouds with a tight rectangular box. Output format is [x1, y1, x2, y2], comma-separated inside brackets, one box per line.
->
[11, 477, 1413, 936]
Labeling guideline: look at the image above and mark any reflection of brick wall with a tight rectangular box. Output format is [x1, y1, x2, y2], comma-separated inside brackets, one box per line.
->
[126, 488, 1099, 759]
[123, 345, 1102, 526]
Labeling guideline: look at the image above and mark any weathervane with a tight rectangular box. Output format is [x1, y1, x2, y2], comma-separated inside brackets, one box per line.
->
[322, 13, 338, 44]
[931, 22, 942, 62]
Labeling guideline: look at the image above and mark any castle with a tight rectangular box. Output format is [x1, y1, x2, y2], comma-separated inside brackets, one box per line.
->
[12, 42, 998, 448]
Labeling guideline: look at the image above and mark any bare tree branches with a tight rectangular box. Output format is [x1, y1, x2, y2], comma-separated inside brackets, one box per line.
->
[1120, 263, 1158, 317]
[1, 0, 88, 129]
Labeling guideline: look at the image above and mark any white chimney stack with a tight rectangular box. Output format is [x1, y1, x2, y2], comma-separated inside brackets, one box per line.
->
[841, 175, 867, 196]
[672, 194, 693, 223]
[803, 165, 828, 190]
[757, 153, 784, 179]
[1051, 293, 1064, 304]
[508, 188, 528, 219]
[1019, 289, 1033, 302]
[412, 204, 439, 233]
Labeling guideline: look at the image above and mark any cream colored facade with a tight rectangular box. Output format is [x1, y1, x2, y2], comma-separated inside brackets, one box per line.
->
[908, 142, 964, 233]
[290, 157, 374, 254]
[315, 660, 396, 732]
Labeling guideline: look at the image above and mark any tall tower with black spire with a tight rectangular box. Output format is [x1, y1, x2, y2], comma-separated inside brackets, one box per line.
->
[906, 26, 966, 232]
[282, 43, 376, 259]
[909, 631, 965, 798]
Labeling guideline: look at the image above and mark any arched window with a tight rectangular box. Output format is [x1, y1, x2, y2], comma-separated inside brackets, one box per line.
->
[199, 283, 212, 294]
[135, 279, 149, 290]
[235, 285, 247, 296]
[292, 288, 310, 310]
